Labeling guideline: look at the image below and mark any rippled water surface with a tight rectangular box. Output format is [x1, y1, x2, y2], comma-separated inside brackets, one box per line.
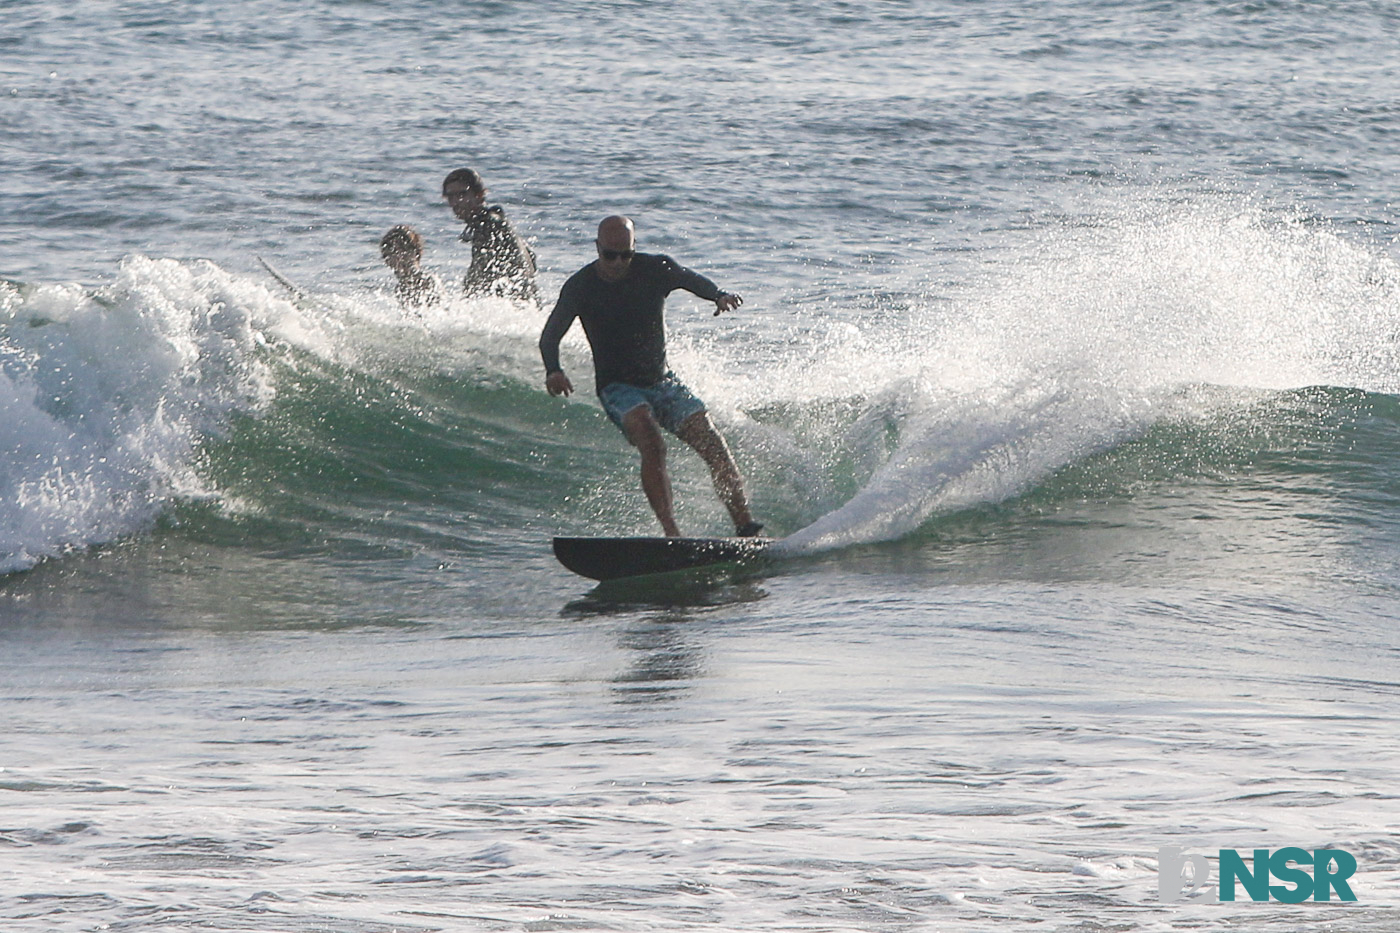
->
[4, 1, 1400, 930]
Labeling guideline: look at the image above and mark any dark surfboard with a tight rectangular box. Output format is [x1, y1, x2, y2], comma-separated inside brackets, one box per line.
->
[553, 536, 772, 582]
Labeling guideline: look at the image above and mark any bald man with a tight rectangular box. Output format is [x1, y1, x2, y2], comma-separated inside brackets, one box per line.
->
[539, 216, 761, 538]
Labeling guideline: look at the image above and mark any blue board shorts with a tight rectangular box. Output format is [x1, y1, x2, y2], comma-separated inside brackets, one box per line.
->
[599, 372, 707, 434]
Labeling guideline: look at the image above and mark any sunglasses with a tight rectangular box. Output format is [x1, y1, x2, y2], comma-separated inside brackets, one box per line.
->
[599, 249, 635, 261]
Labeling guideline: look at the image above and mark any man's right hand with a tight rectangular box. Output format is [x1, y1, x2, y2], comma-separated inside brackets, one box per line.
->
[714, 292, 743, 315]
[546, 371, 574, 397]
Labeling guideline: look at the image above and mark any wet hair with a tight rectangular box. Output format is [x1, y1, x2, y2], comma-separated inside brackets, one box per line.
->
[380, 224, 423, 259]
[441, 167, 485, 195]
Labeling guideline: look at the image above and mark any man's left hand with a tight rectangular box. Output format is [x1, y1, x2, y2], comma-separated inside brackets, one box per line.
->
[714, 292, 744, 316]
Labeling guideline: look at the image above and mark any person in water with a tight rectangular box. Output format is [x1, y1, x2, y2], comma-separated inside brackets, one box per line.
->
[441, 167, 541, 307]
[539, 215, 762, 538]
[379, 225, 442, 309]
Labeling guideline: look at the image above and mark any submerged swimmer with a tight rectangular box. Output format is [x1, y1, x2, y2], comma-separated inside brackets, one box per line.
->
[379, 225, 442, 309]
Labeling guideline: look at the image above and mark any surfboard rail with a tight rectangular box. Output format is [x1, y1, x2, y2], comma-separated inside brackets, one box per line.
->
[552, 535, 772, 581]
[256, 255, 308, 301]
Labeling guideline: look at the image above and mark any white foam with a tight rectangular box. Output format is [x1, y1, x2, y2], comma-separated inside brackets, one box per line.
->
[0, 257, 315, 572]
[758, 198, 1400, 552]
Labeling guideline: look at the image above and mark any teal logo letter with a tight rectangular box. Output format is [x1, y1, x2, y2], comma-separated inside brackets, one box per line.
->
[1314, 849, 1358, 902]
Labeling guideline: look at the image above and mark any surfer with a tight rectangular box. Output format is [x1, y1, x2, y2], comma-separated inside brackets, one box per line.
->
[539, 215, 762, 539]
[442, 168, 541, 308]
[379, 225, 442, 309]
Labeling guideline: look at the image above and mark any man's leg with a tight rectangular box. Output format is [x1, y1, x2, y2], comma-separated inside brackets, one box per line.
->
[675, 412, 755, 534]
[622, 405, 681, 537]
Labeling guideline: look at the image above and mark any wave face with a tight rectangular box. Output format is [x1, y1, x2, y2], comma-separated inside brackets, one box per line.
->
[5, 199, 1400, 573]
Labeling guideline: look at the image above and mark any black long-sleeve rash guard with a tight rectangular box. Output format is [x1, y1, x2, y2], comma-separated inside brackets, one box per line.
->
[538, 253, 724, 394]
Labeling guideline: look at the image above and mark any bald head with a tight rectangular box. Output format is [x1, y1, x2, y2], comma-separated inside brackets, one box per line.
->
[596, 215, 634, 249]
[594, 215, 636, 281]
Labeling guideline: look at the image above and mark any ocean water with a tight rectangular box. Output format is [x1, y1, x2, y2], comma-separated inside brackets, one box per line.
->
[4, 1, 1400, 929]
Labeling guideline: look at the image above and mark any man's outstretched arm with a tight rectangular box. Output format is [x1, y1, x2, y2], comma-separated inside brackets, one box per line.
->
[662, 256, 743, 316]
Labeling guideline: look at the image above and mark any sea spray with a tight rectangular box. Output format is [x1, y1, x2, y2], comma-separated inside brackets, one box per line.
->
[0, 258, 296, 571]
[770, 200, 1400, 551]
